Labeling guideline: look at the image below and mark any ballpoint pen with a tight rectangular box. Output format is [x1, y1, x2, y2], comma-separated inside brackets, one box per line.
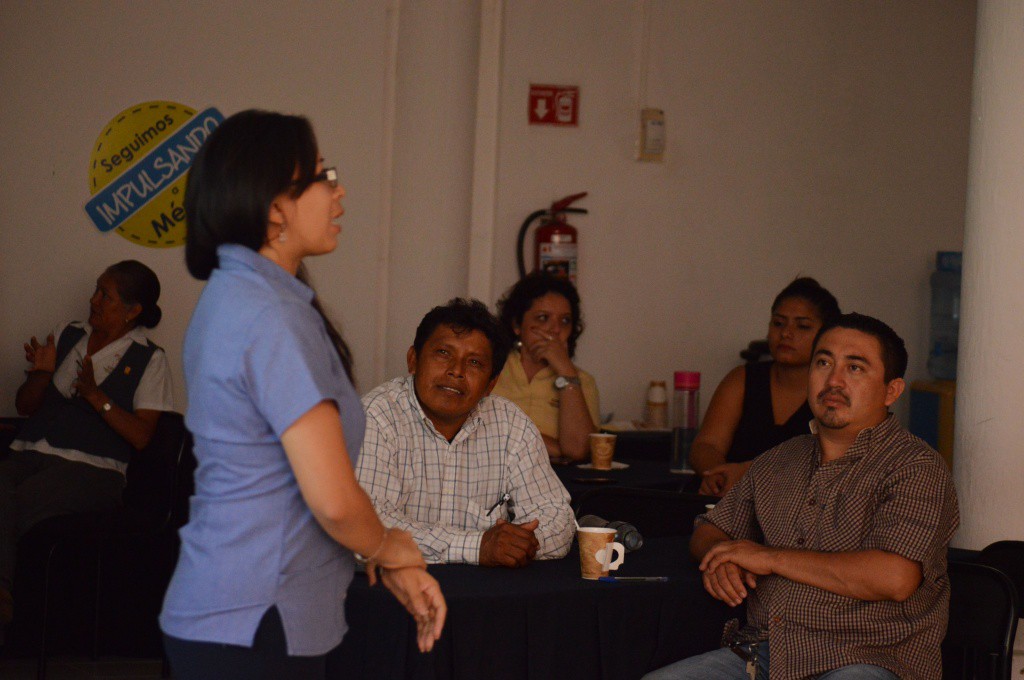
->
[486, 492, 511, 516]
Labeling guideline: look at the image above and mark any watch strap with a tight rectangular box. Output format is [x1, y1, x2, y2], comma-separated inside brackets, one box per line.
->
[555, 375, 582, 390]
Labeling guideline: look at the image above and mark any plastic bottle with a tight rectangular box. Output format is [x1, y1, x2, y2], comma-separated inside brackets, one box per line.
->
[644, 380, 668, 429]
[927, 252, 962, 381]
[577, 515, 644, 552]
[670, 371, 700, 473]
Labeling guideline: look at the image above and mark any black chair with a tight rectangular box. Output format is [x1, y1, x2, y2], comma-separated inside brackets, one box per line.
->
[977, 541, 1024, 615]
[942, 560, 1019, 680]
[10, 411, 195, 679]
[573, 487, 718, 538]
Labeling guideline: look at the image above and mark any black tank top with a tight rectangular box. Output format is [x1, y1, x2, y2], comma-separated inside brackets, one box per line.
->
[726, 361, 813, 463]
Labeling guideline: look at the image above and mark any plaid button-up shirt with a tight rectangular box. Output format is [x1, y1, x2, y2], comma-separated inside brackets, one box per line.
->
[701, 414, 959, 680]
[356, 376, 575, 564]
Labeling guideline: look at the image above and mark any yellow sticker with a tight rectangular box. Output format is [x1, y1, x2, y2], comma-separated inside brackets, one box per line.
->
[85, 101, 223, 248]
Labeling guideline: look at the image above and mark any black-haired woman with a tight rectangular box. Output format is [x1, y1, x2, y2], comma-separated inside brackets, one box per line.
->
[493, 272, 599, 462]
[159, 110, 444, 679]
[692, 277, 840, 496]
[1, 260, 173, 624]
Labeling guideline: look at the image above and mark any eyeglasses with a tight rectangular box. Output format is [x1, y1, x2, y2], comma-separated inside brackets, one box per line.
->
[313, 167, 338, 188]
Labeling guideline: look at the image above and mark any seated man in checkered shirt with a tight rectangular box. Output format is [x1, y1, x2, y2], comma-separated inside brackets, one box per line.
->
[355, 298, 575, 568]
[645, 313, 959, 680]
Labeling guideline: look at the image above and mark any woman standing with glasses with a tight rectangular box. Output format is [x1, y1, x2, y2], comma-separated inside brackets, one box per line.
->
[160, 110, 444, 679]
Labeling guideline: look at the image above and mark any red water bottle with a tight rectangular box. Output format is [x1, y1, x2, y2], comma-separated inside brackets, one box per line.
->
[670, 371, 700, 473]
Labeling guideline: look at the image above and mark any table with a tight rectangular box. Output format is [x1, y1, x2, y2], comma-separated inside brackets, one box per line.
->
[554, 457, 700, 504]
[328, 535, 738, 680]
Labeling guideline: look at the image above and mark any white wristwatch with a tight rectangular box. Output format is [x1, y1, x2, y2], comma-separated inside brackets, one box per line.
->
[554, 375, 581, 391]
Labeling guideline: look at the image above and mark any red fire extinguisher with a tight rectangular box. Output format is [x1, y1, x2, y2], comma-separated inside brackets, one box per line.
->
[516, 192, 588, 283]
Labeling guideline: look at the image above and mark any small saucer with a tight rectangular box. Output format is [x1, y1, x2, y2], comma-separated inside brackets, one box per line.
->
[577, 461, 630, 470]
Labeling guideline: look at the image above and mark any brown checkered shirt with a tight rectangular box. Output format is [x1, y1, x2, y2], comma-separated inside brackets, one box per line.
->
[700, 415, 959, 680]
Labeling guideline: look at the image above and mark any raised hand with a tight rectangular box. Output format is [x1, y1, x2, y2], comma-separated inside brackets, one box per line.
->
[74, 355, 101, 400]
[24, 333, 57, 373]
[523, 332, 574, 375]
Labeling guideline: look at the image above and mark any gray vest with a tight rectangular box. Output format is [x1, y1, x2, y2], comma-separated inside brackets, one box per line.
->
[17, 325, 159, 465]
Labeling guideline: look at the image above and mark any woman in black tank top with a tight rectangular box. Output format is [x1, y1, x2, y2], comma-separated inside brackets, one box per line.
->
[690, 278, 839, 496]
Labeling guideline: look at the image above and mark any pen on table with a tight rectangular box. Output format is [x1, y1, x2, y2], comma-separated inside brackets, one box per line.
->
[598, 576, 669, 583]
[486, 492, 511, 516]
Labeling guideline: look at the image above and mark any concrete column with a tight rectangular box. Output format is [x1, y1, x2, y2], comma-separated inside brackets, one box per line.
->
[953, 0, 1024, 549]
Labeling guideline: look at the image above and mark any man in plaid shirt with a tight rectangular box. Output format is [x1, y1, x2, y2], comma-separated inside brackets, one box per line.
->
[646, 313, 958, 680]
[356, 298, 574, 568]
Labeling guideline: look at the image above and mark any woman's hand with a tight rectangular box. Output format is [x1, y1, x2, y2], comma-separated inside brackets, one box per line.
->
[522, 332, 574, 375]
[380, 567, 447, 652]
[366, 528, 427, 584]
[699, 461, 753, 496]
[24, 334, 57, 373]
[73, 355, 101, 401]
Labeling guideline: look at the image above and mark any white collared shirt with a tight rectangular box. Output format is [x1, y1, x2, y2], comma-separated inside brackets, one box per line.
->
[12, 321, 174, 472]
[356, 376, 575, 564]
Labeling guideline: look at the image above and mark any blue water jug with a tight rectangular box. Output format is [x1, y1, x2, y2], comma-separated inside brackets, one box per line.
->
[926, 252, 961, 381]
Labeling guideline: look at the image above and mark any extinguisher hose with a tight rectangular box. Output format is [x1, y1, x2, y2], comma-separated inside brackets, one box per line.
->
[516, 207, 589, 280]
[516, 209, 549, 280]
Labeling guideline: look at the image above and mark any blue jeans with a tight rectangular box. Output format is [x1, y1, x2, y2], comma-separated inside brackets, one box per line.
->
[642, 643, 898, 680]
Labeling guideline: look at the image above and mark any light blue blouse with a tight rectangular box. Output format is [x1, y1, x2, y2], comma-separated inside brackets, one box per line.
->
[160, 244, 365, 656]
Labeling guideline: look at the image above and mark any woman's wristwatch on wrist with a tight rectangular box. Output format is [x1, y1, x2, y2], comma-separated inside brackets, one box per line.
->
[554, 375, 581, 390]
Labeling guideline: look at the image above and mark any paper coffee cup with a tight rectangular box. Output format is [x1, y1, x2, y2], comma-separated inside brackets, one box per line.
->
[577, 527, 625, 579]
[589, 433, 616, 470]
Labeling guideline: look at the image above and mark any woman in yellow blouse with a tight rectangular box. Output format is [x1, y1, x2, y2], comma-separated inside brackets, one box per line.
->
[493, 273, 599, 462]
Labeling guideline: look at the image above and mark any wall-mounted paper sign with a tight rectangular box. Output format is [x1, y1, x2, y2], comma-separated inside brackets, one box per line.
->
[85, 101, 223, 248]
[637, 108, 665, 162]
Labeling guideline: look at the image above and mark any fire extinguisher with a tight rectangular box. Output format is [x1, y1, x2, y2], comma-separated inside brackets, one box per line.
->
[516, 192, 588, 282]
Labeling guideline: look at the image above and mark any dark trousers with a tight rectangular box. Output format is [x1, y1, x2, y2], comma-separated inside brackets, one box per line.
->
[0, 449, 124, 589]
[163, 607, 328, 680]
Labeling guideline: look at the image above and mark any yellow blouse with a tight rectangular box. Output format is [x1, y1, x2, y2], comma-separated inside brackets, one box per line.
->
[490, 351, 600, 440]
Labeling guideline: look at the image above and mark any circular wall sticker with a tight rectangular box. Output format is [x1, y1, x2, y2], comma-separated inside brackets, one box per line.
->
[84, 101, 223, 248]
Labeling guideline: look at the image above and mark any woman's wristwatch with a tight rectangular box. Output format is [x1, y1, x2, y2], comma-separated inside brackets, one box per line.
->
[554, 375, 581, 390]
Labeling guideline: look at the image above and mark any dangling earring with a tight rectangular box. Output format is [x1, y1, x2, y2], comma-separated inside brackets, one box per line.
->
[278, 223, 288, 243]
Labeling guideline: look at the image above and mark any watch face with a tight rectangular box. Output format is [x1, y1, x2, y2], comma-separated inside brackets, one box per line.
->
[554, 376, 568, 389]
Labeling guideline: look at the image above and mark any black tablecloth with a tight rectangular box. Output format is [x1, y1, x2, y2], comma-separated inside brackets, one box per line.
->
[328, 536, 738, 680]
[555, 457, 700, 504]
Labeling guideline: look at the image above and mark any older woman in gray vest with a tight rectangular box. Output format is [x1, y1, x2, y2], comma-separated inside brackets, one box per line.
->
[0, 260, 174, 626]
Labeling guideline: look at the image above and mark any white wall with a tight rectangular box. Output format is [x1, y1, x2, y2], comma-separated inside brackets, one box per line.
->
[0, 0, 392, 408]
[1, 1, 976, 427]
[384, 1, 481, 380]
[490, 1, 975, 421]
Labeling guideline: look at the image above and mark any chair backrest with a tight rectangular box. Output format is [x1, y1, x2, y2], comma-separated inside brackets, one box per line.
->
[121, 411, 192, 532]
[573, 487, 718, 538]
[942, 560, 1019, 680]
[977, 541, 1024, 620]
